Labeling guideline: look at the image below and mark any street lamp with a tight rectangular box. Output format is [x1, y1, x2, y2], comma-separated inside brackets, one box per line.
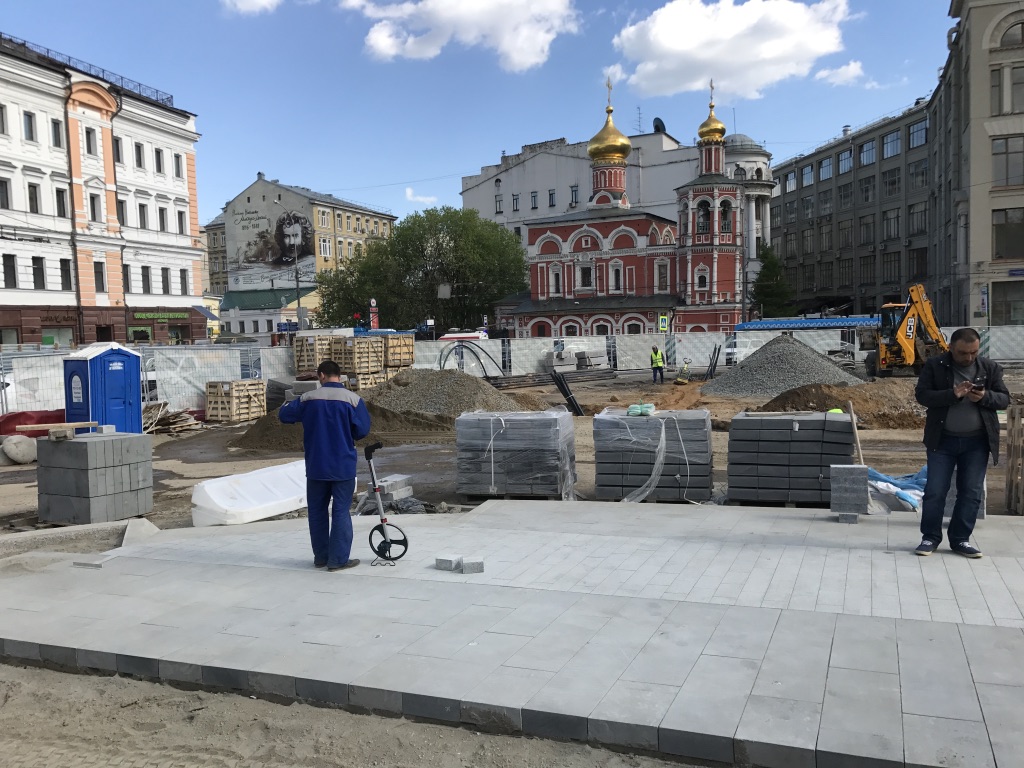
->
[272, 199, 304, 330]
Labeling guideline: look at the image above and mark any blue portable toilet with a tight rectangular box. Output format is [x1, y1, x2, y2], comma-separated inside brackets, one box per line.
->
[64, 343, 143, 434]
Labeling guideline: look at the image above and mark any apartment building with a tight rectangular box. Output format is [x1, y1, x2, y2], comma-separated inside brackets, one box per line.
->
[0, 32, 205, 345]
[217, 173, 395, 342]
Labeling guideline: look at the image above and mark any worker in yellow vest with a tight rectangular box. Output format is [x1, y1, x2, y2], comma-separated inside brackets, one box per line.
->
[651, 345, 665, 384]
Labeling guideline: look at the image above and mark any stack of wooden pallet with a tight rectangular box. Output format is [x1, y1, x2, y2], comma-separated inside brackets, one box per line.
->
[205, 380, 267, 423]
[293, 335, 334, 372]
[383, 334, 415, 381]
[336, 336, 386, 391]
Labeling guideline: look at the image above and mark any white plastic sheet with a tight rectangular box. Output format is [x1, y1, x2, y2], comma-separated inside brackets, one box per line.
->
[191, 460, 307, 526]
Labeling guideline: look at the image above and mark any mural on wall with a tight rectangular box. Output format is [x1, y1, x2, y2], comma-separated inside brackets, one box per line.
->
[226, 204, 318, 290]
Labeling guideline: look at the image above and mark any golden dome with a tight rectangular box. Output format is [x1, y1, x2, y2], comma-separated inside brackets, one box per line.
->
[587, 106, 632, 163]
[698, 100, 726, 142]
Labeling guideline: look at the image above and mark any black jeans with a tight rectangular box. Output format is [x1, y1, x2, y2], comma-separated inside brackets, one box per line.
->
[652, 366, 664, 384]
[920, 434, 989, 545]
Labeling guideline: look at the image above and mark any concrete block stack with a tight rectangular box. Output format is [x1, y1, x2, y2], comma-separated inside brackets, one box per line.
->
[455, 408, 576, 499]
[593, 408, 713, 502]
[575, 349, 608, 370]
[37, 433, 153, 524]
[370, 473, 413, 502]
[727, 411, 855, 505]
[830, 464, 869, 523]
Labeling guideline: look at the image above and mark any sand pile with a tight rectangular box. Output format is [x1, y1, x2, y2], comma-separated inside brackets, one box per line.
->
[758, 377, 925, 429]
[702, 335, 863, 399]
[231, 408, 304, 452]
[361, 369, 522, 416]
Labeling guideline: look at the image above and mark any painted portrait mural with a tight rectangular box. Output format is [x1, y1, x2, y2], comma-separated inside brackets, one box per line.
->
[226, 204, 318, 290]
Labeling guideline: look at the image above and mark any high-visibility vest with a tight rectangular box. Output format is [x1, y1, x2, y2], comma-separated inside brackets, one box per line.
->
[651, 350, 665, 367]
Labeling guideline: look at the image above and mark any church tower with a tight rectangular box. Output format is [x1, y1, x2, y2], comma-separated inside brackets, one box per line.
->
[586, 80, 632, 209]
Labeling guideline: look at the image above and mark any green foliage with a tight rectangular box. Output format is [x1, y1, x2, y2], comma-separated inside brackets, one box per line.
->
[750, 243, 795, 318]
[312, 207, 527, 331]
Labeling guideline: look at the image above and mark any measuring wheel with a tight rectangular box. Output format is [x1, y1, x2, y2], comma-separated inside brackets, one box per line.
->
[369, 522, 409, 561]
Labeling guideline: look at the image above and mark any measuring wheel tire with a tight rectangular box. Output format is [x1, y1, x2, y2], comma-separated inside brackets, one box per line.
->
[369, 522, 409, 561]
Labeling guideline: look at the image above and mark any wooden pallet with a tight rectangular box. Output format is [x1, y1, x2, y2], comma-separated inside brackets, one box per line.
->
[384, 334, 415, 367]
[345, 371, 386, 392]
[1006, 405, 1024, 515]
[205, 380, 267, 423]
[293, 335, 336, 371]
[337, 336, 385, 374]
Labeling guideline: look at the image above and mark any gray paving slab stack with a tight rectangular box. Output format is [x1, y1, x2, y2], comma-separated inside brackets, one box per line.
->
[593, 408, 713, 502]
[36, 432, 153, 525]
[455, 408, 576, 499]
[727, 412, 855, 505]
[830, 464, 869, 522]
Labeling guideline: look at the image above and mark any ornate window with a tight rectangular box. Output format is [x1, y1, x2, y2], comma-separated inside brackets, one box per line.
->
[696, 201, 711, 233]
[720, 201, 732, 233]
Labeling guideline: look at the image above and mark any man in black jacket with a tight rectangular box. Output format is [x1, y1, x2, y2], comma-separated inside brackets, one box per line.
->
[914, 328, 1010, 558]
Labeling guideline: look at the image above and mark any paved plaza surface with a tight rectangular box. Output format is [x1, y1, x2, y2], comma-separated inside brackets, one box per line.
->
[4, 501, 1024, 767]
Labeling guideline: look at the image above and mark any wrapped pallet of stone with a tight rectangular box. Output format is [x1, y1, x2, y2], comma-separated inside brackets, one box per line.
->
[727, 411, 855, 505]
[593, 408, 713, 503]
[455, 407, 576, 500]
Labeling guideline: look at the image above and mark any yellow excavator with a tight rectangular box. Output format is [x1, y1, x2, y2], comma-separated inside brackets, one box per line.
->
[863, 283, 949, 377]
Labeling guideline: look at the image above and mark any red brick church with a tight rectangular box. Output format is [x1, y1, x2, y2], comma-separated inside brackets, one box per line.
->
[509, 85, 749, 337]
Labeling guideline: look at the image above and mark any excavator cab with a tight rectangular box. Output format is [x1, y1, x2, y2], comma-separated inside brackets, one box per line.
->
[865, 284, 948, 377]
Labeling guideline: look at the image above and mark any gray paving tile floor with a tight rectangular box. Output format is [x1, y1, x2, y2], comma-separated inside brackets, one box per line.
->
[3, 499, 1024, 767]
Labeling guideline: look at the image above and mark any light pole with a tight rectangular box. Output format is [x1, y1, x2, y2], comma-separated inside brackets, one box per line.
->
[272, 200, 303, 330]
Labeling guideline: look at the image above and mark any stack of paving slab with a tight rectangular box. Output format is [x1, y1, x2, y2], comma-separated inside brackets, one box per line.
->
[37, 432, 153, 524]
[575, 350, 607, 370]
[455, 408, 576, 499]
[282, 379, 320, 404]
[727, 411, 855, 505]
[831, 464, 869, 522]
[593, 408, 713, 502]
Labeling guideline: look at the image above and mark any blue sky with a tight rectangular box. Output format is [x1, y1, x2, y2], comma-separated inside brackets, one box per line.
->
[3, 1, 953, 225]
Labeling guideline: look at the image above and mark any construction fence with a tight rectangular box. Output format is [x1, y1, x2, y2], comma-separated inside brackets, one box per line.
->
[2, 325, 1023, 416]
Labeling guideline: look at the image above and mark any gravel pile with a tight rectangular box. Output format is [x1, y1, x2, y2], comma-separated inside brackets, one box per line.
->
[702, 334, 864, 399]
[361, 368, 522, 416]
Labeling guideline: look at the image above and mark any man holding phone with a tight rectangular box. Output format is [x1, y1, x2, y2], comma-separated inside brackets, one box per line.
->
[914, 328, 1010, 557]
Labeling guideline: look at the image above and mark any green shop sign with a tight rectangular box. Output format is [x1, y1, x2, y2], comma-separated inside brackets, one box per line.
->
[132, 312, 191, 320]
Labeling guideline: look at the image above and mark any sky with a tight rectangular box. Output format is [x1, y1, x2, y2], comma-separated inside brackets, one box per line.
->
[2, 0, 954, 226]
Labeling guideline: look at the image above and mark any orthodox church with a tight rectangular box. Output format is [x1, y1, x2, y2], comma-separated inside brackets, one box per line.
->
[507, 85, 772, 337]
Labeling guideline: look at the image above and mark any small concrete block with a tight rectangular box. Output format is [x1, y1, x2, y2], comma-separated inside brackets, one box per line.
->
[97, 425, 116, 434]
[404, 692, 461, 722]
[39, 644, 78, 668]
[436, 554, 463, 571]
[249, 671, 296, 698]
[201, 665, 249, 690]
[295, 677, 348, 706]
[48, 428, 75, 441]
[121, 518, 160, 547]
[117, 654, 160, 678]
[837, 512, 860, 524]
[159, 660, 204, 684]
[377, 474, 412, 492]
[4, 639, 40, 661]
[348, 684, 402, 714]
[462, 557, 484, 574]
[77, 648, 118, 672]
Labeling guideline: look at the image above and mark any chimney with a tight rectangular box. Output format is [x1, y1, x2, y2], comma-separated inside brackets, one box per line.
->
[257, 171, 265, 180]
[842, 125, 851, 137]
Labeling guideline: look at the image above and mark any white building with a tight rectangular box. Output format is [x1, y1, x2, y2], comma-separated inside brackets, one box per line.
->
[0, 31, 205, 345]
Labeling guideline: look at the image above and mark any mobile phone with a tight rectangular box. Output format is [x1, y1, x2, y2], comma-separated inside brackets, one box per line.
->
[972, 383, 985, 391]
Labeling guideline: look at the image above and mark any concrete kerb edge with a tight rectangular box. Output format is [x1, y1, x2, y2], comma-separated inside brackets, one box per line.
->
[0, 520, 129, 559]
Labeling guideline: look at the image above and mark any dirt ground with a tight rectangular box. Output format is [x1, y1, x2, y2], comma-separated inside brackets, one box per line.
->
[0, 662, 696, 768]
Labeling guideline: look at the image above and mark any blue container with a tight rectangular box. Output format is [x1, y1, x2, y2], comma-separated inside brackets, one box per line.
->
[64, 343, 143, 434]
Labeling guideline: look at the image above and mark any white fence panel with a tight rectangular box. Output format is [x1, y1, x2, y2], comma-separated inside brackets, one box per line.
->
[510, 339, 554, 375]
[985, 326, 1024, 362]
[154, 348, 241, 411]
[437, 339, 504, 378]
[260, 348, 294, 381]
[413, 341, 446, 370]
[615, 334, 666, 370]
[671, 332, 728, 368]
[792, 330, 842, 354]
[3, 353, 66, 413]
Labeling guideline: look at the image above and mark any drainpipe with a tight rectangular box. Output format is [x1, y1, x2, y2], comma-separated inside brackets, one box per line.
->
[108, 89, 128, 341]
[61, 73, 85, 346]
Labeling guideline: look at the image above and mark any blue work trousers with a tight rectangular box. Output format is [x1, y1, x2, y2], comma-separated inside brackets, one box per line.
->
[307, 478, 356, 568]
[920, 434, 990, 546]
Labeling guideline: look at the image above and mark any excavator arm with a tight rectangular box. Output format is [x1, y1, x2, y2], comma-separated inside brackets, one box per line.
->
[908, 283, 948, 352]
[888, 284, 947, 367]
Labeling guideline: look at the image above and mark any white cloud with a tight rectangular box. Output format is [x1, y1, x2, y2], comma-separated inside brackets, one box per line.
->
[221, 0, 284, 13]
[405, 187, 437, 204]
[609, 0, 853, 99]
[815, 59, 864, 86]
[603, 63, 626, 85]
[340, 0, 580, 72]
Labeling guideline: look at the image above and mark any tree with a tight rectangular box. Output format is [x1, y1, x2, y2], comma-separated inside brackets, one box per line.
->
[749, 243, 795, 318]
[313, 207, 527, 331]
